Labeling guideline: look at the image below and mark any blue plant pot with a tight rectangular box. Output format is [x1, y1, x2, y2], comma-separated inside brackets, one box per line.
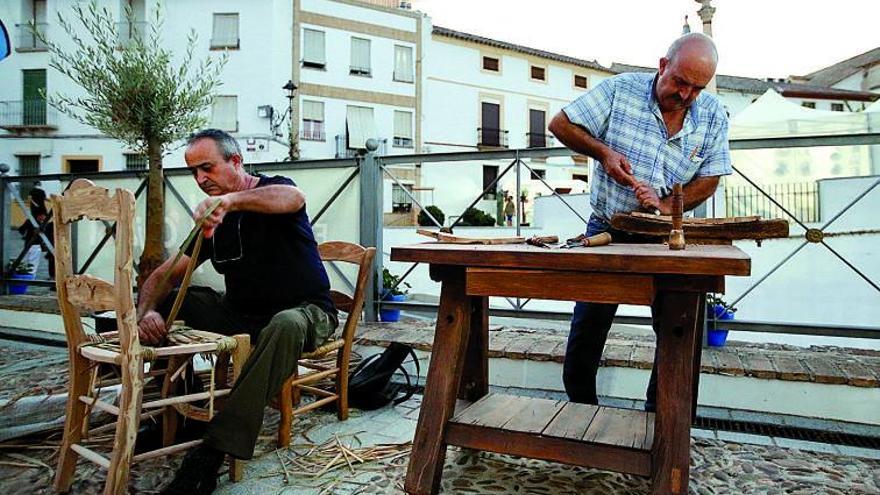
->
[380, 292, 406, 322]
[9, 273, 35, 295]
[707, 304, 734, 347]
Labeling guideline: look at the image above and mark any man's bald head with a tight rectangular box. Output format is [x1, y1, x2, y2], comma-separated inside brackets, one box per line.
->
[655, 33, 719, 112]
[666, 33, 718, 70]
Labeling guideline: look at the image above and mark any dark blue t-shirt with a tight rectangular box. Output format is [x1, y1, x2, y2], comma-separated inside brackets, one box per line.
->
[192, 174, 336, 317]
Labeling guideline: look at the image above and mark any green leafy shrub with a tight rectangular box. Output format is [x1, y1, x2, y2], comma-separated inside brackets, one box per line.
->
[458, 207, 496, 226]
[418, 205, 445, 227]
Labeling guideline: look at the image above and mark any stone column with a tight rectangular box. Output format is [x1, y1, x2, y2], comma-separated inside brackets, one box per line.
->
[696, 0, 718, 94]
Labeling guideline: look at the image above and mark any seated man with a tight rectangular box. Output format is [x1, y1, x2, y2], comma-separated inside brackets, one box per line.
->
[136, 129, 338, 494]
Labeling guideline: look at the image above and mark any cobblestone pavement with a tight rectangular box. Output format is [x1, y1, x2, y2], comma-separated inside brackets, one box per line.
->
[1, 340, 878, 494]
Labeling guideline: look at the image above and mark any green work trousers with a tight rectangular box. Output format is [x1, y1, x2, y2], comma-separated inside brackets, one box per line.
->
[164, 287, 338, 459]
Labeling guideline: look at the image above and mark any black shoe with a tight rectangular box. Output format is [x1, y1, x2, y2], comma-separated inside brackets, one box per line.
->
[161, 444, 225, 495]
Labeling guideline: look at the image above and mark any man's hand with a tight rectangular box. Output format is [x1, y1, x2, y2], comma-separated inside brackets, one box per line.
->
[138, 310, 167, 345]
[633, 183, 670, 214]
[601, 149, 636, 187]
[194, 195, 232, 238]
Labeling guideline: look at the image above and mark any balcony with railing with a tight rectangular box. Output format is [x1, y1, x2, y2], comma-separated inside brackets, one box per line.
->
[0, 100, 57, 131]
[526, 132, 556, 148]
[477, 127, 509, 148]
[15, 23, 48, 52]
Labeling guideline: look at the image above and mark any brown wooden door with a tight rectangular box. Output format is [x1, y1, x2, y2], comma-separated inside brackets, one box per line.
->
[481, 102, 500, 146]
[529, 109, 546, 147]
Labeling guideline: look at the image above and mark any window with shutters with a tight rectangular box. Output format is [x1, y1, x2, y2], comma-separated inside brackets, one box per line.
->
[831, 103, 845, 112]
[391, 184, 413, 213]
[125, 153, 148, 171]
[393, 110, 413, 148]
[210, 13, 239, 49]
[303, 29, 326, 69]
[482, 56, 500, 72]
[393, 45, 414, 83]
[350, 37, 371, 76]
[574, 74, 588, 89]
[801, 101, 816, 109]
[211, 96, 238, 132]
[530, 65, 546, 81]
[301, 100, 325, 141]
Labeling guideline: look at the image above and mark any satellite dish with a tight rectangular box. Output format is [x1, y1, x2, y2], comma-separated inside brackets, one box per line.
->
[0, 20, 10, 61]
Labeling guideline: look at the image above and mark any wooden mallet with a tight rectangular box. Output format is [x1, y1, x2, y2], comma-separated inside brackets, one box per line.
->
[668, 183, 685, 250]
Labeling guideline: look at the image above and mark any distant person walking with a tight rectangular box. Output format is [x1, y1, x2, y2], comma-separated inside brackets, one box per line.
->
[503, 196, 515, 226]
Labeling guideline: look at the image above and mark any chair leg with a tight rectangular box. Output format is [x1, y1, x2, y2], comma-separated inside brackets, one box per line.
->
[161, 356, 185, 447]
[229, 334, 250, 483]
[336, 352, 350, 422]
[278, 375, 294, 448]
[54, 354, 93, 493]
[103, 358, 145, 495]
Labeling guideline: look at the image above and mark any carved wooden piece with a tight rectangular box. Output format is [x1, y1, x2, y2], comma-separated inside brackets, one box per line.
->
[417, 228, 525, 245]
[611, 213, 790, 241]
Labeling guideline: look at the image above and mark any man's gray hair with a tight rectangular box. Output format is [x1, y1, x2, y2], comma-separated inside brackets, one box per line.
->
[186, 129, 242, 161]
[666, 32, 718, 63]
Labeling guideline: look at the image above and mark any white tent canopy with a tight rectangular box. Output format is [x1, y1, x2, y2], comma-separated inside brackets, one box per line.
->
[730, 89, 880, 139]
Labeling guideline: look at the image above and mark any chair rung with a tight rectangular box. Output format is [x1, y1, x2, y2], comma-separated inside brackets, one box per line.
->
[142, 389, 230, 409]
[132, 439, 202, 463]
[297, 384, 336, 397]
[79, 396, 119, 416]
[299, 361, 331, 371]
[71, 443, 110, 469]
[87, 409, 163, 436]
[291, 395, 338, 416]
[289, 368, 339, 386]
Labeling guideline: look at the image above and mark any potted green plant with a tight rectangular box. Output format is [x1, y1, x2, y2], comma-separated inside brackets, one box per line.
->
[380, 267, 410, 322]
[6, 259, 36, 295]
[706, 294, 736, 347]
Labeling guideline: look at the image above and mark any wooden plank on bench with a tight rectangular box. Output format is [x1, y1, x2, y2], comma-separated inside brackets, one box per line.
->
[542, 402, 600, 441]
[583, 406, 651, 450]
[500, 397, 566, 434]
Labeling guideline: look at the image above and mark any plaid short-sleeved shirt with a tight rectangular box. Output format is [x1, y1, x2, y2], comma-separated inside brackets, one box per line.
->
[563, 72, 732, 221]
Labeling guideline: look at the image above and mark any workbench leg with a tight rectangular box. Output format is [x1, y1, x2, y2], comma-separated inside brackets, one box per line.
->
[692, 293, 707, 421]
[651, 290, 700, 495]
[459, 296, 488, 401]
[405, 267, 471, 495]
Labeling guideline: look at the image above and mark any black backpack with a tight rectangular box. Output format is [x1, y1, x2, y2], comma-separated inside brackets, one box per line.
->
[348, 342, 420, 410]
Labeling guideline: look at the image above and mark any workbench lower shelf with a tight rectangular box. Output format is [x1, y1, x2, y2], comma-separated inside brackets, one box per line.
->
[446, 393, 654, 477]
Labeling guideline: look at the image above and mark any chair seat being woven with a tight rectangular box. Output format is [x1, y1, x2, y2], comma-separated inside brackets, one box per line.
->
[78, 325, 238, 363]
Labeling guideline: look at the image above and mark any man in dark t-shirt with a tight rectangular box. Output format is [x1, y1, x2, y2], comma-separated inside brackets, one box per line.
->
[136, 129, 338, 494]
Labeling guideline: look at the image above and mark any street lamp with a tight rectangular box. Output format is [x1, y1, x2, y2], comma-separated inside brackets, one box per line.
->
[283, 80, 298, 161]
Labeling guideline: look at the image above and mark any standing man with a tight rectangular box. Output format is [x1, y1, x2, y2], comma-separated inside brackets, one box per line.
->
[136, 129, 338, 494]
[548, 33, 731, 411]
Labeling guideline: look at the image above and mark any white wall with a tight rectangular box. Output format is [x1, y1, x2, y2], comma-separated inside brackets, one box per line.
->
[0, 0, 293, 174]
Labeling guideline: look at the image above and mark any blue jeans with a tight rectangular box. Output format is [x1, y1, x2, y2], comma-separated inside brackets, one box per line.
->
[563, 215, 659, 411]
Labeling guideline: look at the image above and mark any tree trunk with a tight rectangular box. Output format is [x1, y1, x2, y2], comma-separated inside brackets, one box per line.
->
[137, 137, 165, 287]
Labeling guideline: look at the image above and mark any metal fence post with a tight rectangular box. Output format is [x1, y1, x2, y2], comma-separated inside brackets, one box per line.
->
[359, 139, 382, 322]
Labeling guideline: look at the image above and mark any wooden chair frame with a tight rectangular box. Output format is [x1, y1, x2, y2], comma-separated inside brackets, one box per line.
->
[275, 241, 376, 447]
[52, 180, 249, 494]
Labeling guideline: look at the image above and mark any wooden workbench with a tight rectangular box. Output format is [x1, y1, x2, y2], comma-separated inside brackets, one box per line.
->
[390, 242, 751, 494]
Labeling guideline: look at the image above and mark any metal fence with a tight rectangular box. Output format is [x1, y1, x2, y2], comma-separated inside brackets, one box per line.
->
[725, 181, 819, 223]
[2, 132, 879, 339]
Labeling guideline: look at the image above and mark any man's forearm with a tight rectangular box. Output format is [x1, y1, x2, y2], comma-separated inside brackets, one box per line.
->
[136, 258, 184, 319]
[227, 185, 305, 214]
[661, 176, 721, 212]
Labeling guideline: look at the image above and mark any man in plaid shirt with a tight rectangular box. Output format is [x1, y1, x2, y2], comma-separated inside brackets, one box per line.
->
[549, 33, 732, 412]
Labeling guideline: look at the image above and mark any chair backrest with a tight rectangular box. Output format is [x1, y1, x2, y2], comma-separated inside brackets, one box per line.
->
[51, 179, 138, 356]
[318, 241, 376, 346]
